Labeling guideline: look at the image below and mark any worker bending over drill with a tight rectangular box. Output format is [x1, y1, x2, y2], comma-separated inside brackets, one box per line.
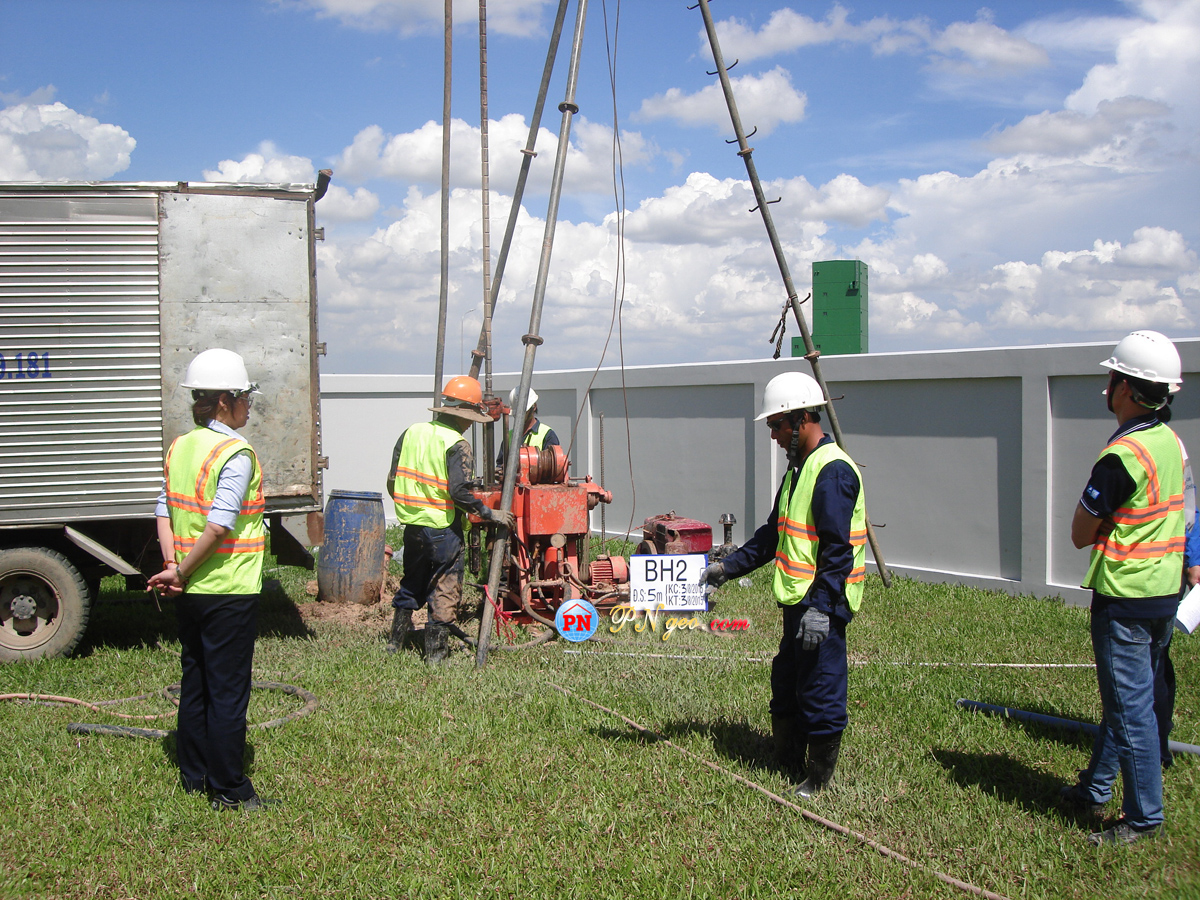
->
[701, 370, 867, 798]
[386, 376, 515, 663]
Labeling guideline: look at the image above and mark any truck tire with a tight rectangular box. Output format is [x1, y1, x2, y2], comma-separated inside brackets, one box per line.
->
[0, 547, 91, 662]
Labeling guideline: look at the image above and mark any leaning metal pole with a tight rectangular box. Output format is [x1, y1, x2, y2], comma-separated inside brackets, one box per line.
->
[476, 0, 589, 668]
[468, 0, 572, 391]
[477, 0, 495, 478]
[433, 0, 453, 402]
[696, 0, 890, 587]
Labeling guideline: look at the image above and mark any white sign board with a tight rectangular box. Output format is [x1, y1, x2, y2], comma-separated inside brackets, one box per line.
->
[629, 554, 708, 611]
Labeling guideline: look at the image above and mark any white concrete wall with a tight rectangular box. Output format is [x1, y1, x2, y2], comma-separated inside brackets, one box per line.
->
[320, 338, 1200, 607]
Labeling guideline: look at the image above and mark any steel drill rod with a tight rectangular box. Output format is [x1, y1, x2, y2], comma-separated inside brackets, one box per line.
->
[476, 0, 590, 669]
[468, 0, 572, 388]
[696, 0, 890, 587]
[477, 0, 495, 478]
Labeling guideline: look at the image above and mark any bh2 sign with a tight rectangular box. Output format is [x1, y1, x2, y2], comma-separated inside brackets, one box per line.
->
[629, 554, 707, 611]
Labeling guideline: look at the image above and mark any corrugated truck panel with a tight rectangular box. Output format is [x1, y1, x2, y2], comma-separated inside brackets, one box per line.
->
[0, 192, 163, 522]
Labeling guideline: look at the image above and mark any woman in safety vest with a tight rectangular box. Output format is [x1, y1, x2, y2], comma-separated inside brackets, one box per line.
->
[147, 348, 273, 813]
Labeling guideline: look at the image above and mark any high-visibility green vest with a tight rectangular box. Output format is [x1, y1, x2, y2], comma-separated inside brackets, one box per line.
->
[1083, 423, 1185, 598]
[392, 420, 463, 528]
[772, 441, 867, 610]
[523, 421, 552, 449]
[164, 427, 265, 594]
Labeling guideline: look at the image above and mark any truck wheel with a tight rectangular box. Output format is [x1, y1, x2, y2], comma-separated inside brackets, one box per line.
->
[0, 547, 91, 662]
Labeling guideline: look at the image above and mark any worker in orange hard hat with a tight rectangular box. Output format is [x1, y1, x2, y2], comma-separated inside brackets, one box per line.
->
[385, 376, 515, 663]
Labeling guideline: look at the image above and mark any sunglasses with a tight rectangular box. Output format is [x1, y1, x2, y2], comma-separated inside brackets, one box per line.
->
[765, 416, 787, 432]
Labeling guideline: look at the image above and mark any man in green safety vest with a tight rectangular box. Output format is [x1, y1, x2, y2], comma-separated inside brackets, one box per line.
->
[1064, 330, 1186, 847]
[385, 376, 515, 663]
[496, 385, 559, 471]
[700, 370, 866, 799]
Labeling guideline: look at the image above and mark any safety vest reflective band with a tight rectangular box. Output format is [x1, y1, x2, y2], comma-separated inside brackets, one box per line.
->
[1083, 422, 1185, 598]
[772, 441, 867, 610]
[523, 421, 551, 450]
[164, 427, 265, 595]
[392, 420, 463, 528]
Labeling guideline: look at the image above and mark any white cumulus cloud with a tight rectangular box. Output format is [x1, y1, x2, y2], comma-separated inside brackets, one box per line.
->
[203, 141, 317, 182]
[282, 0, 549, 37]
[0, 96, 135, 180]
[204, 141, 380, 221]
[635, 67, 806, 136]
[333, 114, 654, 195]
[710, 4, 1048, 76]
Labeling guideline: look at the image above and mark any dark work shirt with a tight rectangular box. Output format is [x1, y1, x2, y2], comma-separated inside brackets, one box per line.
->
[720, 434, 860, 622]
[386, 420, 490, 527]
[496, 418, 560, 468]
[1080, 413, 1181, 617]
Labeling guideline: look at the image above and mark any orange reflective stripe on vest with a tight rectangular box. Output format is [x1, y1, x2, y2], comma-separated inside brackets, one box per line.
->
[1084, 422, 1185, 598]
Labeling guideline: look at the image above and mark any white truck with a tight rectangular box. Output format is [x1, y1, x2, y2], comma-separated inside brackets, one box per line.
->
[0, 178, 329, 661]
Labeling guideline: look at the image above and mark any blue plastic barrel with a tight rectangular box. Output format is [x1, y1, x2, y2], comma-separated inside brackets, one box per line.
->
[317, 490, 386, 604]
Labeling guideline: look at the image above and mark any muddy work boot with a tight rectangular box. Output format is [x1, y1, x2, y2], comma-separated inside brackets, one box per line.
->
[793, 731, 842, 799]
[1059, 782, 1107, 817]
[771, 714, 807, 780]
[424, 621, 452, 665]
[385, 608, 414, 654]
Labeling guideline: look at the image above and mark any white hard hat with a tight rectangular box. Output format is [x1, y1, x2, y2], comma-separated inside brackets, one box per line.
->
[756, 371, 827, 421]
[1101, 330, 1182, 391]
[508, 385, 538, 414]
[180, 348, 257, 393]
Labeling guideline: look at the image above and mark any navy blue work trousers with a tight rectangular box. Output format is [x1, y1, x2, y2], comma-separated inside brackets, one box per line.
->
[176, 591, 259, 802]
[393, 523, 464, 625]
[769, 603, 848, 736]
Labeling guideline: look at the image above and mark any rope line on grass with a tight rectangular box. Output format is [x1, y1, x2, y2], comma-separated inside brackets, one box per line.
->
[2, 682, 319, 739]
[562, 648, 1091, 668]
[548, 681, 1012, 900]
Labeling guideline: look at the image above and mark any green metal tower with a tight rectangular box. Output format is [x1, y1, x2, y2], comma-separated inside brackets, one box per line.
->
[793, 259, 868, 356]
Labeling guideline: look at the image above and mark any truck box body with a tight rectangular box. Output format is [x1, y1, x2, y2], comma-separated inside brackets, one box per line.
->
[0, 181, 325, 660]
[0, 182, 323, 522]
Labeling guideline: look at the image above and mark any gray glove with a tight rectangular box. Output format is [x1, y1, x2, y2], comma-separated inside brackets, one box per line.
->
[796, 607, 829, 651]
[701, 561, 728, 596]
[486, 507, 517, 531]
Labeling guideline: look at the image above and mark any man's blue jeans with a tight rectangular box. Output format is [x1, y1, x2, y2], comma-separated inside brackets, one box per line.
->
[1077, 606, 1173, 829]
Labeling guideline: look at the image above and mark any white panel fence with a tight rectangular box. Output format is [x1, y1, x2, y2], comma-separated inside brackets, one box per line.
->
[320, 339, 1200, 607]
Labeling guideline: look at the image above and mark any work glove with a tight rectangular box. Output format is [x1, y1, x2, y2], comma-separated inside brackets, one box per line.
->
[796, 607, 830, 651]
[701, 562, 728, 597]
[487, 507, 517, 531]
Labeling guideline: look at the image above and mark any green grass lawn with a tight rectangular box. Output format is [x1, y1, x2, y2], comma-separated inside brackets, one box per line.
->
[1, 547, 1197, 899]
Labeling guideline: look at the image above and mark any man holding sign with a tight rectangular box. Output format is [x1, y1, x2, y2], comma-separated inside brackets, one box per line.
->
[701, 371, 866, 799]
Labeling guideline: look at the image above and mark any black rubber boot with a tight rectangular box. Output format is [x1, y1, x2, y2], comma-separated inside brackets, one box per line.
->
[425, 621, 451, 665]
[385, 609, 413, 654]
[793, 731, 842, 799]
[771, 714, 807, 779]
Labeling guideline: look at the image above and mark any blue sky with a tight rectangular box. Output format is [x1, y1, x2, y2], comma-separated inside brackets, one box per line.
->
[2, 0, 1197, 375]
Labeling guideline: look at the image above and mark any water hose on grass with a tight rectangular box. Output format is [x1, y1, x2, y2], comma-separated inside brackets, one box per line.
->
[957, 698, 1200, 757]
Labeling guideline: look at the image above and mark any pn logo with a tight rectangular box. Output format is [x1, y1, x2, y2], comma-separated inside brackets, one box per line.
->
[555, 598, 599, 642]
